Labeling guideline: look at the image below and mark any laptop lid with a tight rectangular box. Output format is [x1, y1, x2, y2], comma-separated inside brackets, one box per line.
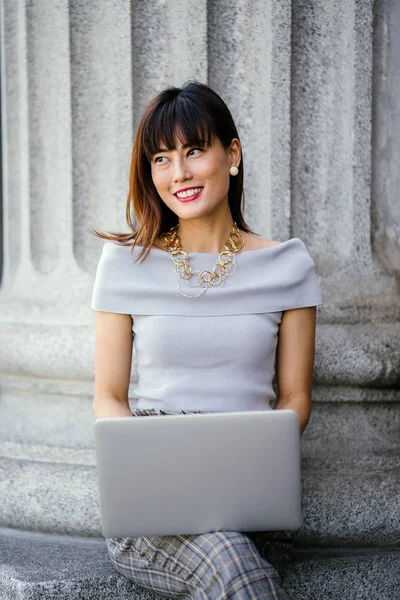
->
[93, 409, 302, 537]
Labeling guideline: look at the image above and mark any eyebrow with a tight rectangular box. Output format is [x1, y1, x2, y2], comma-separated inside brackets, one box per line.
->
[153, 142, 203, 154]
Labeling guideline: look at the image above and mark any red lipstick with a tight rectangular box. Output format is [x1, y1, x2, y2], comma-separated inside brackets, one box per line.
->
[175, 188, 204, 203]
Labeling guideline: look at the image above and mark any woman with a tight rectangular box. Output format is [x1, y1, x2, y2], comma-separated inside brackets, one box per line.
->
[91, 80, 322, 599]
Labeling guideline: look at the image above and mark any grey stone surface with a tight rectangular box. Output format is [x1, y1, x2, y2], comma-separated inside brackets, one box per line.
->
[312, 323, 400, 386]
[0, 528, 163, 600]
[1, 0, 399, 394]
[131, 0, 207, 125]
[291, 0, 400, 328]
[1, 451, 398, 544]
[1, 528, 399, 600]
[2, 0, 29, 278]
[1, 1, 400, 597]
[26, 0, 72, 273]
[282, 549, 400, 600]
[303, 402, 400, 461]
[1, 2, 398, 375]
[372, 0, 400, 274]
[2, 393, 398, 463]
[69, 0, 134, 270]
[311, 386, 400, 403]
[291, 0, 374, 277]
[0, 322, 96, 384]
[209, 0, 292, 240]
[292, 0, 362, 252]
[300, 462, 400, 546]
[1, 320, 400, 396]
[1, 401, 399, 545]
[0, 458, 101, 536]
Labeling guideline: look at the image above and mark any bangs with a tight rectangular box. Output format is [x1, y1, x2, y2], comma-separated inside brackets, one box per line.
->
[142, 96, 216, 162]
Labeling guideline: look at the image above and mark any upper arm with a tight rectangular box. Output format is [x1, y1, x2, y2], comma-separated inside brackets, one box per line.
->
[275, 306, 317, 403]
[93, 311, 133, 406]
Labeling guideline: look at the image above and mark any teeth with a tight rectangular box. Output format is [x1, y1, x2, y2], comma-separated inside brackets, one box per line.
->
[176, 187, 203, 198]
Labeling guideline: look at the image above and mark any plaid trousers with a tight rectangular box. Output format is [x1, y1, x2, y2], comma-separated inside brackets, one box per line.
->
[105, 408, 296, 599]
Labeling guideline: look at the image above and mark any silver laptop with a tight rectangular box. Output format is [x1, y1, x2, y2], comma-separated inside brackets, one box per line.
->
[93, 409, 302, 538]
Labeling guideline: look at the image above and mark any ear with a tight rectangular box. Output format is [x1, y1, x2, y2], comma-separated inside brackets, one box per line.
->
[229, 138, 241, 169]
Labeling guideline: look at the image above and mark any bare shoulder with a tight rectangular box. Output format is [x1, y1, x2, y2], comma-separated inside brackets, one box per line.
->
[240, 232, 282, 251]
[259, 239, 282, 248]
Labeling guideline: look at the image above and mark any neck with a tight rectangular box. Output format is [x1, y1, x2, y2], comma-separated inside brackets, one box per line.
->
[176, 223, 236, 253]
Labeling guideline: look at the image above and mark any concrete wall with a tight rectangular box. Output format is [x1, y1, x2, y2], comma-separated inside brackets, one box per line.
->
[0, 0, 399, 538]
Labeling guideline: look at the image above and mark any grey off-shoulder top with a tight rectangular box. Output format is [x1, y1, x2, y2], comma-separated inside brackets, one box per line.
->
[91, 238, 323, 413]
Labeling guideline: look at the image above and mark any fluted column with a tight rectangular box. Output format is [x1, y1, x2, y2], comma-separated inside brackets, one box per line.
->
[0, 0, 399, 540]
[372, 0, 400, 274]
[292, 0, 400, 394]
[209, 0, 292, 240]
[0, 0, 134, 534]
[0, 0, 133, 390]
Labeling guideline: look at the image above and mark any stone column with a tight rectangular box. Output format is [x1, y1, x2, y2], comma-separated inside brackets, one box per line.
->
[0, 0, 134, 535]
[372, 0, 400, 273]
[0, 0, 398, 563]
[0, 0, 293, 536]
[290, 0, 400, 551]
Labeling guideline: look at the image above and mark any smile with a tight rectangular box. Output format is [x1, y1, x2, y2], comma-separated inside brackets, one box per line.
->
[175, 187, 204, 202]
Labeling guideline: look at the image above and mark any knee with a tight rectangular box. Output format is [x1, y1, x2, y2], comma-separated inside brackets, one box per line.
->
[203, 531, 246, 548]
[202, 531, 256, 556]
[185, 531, 282, 594]
[105, 537, 135, 563]
[192, 531, 264, 573]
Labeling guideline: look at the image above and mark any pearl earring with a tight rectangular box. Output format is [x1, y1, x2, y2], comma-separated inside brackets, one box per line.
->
[229, 166, 239, 176]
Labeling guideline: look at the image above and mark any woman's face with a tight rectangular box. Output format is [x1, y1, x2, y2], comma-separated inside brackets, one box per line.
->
[150, 133, 241, 221]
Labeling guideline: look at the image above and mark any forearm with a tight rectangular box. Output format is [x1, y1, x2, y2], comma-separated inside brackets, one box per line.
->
[274, 394, 312, 436]
[93, 396, 133, 419]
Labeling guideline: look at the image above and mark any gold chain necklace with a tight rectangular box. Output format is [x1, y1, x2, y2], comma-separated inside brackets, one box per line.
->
[160, 222, 245, 298]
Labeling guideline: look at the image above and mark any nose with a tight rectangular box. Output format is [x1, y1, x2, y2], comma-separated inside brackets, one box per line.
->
[172, 156, 192, 182]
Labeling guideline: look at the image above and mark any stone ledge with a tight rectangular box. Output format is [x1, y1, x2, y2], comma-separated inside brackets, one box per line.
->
[1, 322, 400, 386]
[0, 528, 160, 600]
[282, 548, 400, 600]
[1, 528, 399, 600]
[2, 394, 399, 450]
[0, 453, 398, 545]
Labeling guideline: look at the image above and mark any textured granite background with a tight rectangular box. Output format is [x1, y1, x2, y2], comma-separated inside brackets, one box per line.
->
[0, 0, 399, 598]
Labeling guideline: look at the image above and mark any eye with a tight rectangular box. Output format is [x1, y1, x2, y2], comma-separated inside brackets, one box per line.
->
[188, 147, 203, 156]
[153, 147, 203, 163]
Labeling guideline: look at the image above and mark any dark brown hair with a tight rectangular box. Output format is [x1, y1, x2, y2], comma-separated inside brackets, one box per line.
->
[91, 80, 256, 262]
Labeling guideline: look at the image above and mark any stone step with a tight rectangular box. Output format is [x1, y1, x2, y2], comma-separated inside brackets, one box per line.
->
[0, 450, 398, 545]
[0, 528, 399, 600]
[0, 388, 398, 453]
[0, 398, 399, 544]
[0, 527, 158, 600]
[284, 547, 400, 600]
